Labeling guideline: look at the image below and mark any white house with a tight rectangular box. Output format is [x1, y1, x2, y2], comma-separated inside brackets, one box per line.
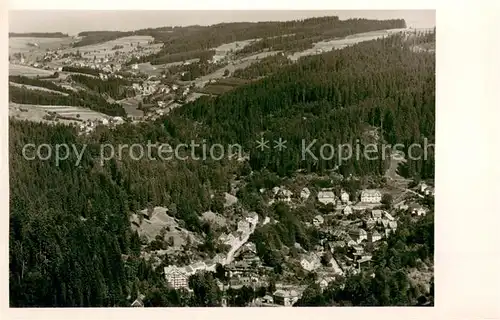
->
[370, 230, 382, 242]
[349, 229, 368, 243]
[300, 254, 320, 272]
[164, 266, 189, 289]
[313, 215, 324, 227]
[273, 290, 300, 307]
[409, 204, 428, 216]
[372, 209, 383, 220]
[361, 189, 382, 203]
[340, 190, 350, 203]
[384, 212, 395, 221]
[343, 205, 353, 216]
[317, 190, 336, 205]
[300, 188, 311, 200]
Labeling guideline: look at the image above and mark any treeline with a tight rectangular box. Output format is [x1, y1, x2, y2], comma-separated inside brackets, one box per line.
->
[128, 50, 215, 66]
[169, 33, 435, 179]
[9, 85, 126, 116]
[129, 16, 405, 65]
[70, 74, 131, 100]
[9, 117, 241, 306]
[233, 54, 292, 79]
[9, 32, 68, 38]
[73, 31, 134, 47]
[9, 31, 434, 307]
[296, 211, 434, 306]
[9, 75, 73, 94]
[62, 66, 101, 77]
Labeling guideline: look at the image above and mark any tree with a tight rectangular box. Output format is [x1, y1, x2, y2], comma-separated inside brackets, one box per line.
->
[321, 250, 333, 266]
[381, 193, 393, 208]
[188, 272, 221, 307]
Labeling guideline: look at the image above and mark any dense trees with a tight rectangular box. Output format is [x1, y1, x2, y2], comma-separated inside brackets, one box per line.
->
[9, 32, 69, 38]
[9, 29, 434, 307]
[70, 74, 131, 100]
[171, 33, 435, 178]
[9, 85, 126, 116]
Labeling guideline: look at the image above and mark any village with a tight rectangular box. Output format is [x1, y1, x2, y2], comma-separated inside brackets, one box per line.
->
[128, 175, 434, 308]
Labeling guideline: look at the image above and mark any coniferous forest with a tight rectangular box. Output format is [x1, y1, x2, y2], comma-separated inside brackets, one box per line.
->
[9, 27, 435, 307]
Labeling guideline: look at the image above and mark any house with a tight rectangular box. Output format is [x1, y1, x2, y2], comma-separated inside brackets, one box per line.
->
[372, 209, 383, 220]
[317, 277, 335, 291]
[277, 188, 293, 203]
[370, 230, 382, 242]
[130, 294, 146, 307]
[164, 266, 189, 289]
[313, 215, 324, 227]
[300, 188, 311, 200]
[352, 245, 364, 256]
[273, 289, 300, 306]
[300, 253, 320, 271]
[365, 217, 376, 229]
[262, 295, 274, 304]
[358, 255, 372, 266]
[380, 219, 389, 228]
[349, 228, 368, 243]
[360, 189, 382, 203]
[384, 212, 395, 221]
[344, 235, 357, 247]
[317, 190, 336, 205]
[389, 221, 398, 230]
[340, 190, 350, 203]
[343, 205, 353, 215]
[409, 204, 428, 216]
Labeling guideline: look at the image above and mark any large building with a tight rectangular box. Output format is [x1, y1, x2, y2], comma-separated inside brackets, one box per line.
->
[273, 289, 300, 306]
[164, 266, 189, 289]
[360, 189, 382, 203]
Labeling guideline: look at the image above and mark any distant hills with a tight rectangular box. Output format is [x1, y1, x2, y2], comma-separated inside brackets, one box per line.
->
[9, 32, 69, 38]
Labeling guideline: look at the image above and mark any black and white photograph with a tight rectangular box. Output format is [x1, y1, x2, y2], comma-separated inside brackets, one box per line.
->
[2, 3, 499, 318]
[7, 8, 435, 308]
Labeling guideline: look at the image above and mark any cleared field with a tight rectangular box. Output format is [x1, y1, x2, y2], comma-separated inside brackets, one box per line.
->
[9, 37, 73, 54]
[9, 102, 108, 123]
[213, 38, 259, 53]
[288, 28, 408, 61]
[58, 35, 162, 59]
[118, 97, 144, 117]
[9, 63, 55, 77]
[9, 82, 69, 96]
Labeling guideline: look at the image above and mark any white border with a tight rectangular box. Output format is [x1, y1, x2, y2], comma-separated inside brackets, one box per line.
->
[2, 1, 500, 320]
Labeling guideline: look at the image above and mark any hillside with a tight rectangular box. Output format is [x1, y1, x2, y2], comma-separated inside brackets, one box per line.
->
[9, 17, 434, 308]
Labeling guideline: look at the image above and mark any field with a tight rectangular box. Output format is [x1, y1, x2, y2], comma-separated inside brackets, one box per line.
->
[57, 35, 162, 60]
[9, 82, 69, 96]
[9, 63, 55, 77]
[288, 28, 408, 61]
[9, 37, 73, 55]
[9, 102, 108, 124]
[118, 97, 144, 117]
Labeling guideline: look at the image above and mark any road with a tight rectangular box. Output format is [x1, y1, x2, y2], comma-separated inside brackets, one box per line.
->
[223, 215, 259, 266]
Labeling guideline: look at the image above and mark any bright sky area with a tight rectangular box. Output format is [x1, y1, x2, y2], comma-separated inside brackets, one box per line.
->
[9, 10, 435, 35]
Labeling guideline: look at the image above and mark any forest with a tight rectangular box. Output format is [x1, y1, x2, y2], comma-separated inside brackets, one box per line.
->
[9, 85, 127, 116]
[9, 32, 69, 38]
[9, 31, 434, 307]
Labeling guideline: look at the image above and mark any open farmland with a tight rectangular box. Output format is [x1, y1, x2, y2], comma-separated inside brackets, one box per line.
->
[9, 82, 69, 96]
[9, 37, 73, 55]
[288, 28, 408, 61]
[9, 102, 109, 123]
[57, 35, 162, 60]
[9, 63, 55, 77]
